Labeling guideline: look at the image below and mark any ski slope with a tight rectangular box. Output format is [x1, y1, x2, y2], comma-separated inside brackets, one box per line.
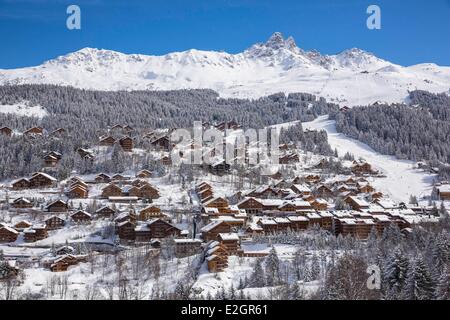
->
[302, 115, 436, 202]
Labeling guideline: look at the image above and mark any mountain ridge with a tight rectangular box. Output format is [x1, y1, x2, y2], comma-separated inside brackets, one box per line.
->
[1, 32, 449, 106]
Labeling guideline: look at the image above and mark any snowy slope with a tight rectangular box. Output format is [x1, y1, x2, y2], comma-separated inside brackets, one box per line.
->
[302, 115, 437, 202]
[0, 102, 48, 118]
[1, 32, 449, 106]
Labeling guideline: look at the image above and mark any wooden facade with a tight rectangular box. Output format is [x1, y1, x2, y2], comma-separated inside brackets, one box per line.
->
[119, 136, 133, 152]
[201, 221, 232, 242]
[46, 200, 69, 212]
[29, 172, 57, 188]
[45, 216, 66, 230]
[101, 183, 122, 198]
[95, 206, 116, 217]
[71, 210, 92, 223]
[0, 226, 19, 243]
[0, 126, 12, 136]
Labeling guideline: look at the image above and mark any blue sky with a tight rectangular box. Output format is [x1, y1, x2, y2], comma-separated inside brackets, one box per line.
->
[0, 0, 449, 69]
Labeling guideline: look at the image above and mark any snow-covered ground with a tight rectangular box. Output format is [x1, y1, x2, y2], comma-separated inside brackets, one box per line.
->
[302, 115, 437, 202]
[0, 102, 48, 118]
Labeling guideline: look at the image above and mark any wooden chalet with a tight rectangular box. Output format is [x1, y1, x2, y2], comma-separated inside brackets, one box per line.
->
[174, 239, 203, 258]
[198, 188, 214, 202]
[11, 178, 30, 190]
[23, 225, 48, 242]
[161, 155, 172, 166]
[119, 136, 133, 152]
[311, 198, 328, 211]
[0, 225, 19, 243]
[94, 173, 111, 183]
[208, 161, 231, 176]
[344, 196, 370, 211]
[351, 161, 374, 175]
[77, 148, 94, 161]
[138, 219, 181, 240]
[49, 128, 66, 137]
[122, 185, 141, 198]
[201, 220, 232, 242]
[196, 182, 212, 192]
[24, 126, 44, 137]
[45, 216, 66, 230]
[29, 172, 57, 188]
[71, 210, 92, 223]
[112, 174, 127, 181]
[136, 169, 152, 178]
[43, 154, 59, 167]
[205, 242, 229, 272]
[203, 197, 230, 214]
[437, 185, 450, 200]
[117, 220, 136, 241]
[290, 184, 312, 195]
[237, 198, 264, 214]
[257, 218, 278, 233]
[12, 197, 33, 209]
[50, 255, 86, 272]
[101, 183, 122, 198]
[0, 126, 12, 136]
[279, 153, 299, 164]
[138, 206, 164, 221]
[150, 135, 170, 151]
[138, 183, 160, 199]
[46, 200, 69, 213]
[14, 220, 32, 231]
[287, 216, 309, 231]
[95, 206, 116, 217]
[217, 233, 240, 255]
[67, 184, 89, 199]
[315, 185, 334, 198]
[99, 136, 116, 147]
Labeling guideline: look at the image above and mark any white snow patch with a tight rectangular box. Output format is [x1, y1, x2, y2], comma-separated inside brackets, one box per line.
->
[0, 102, 48, 118]
[302, 115, 437, 202]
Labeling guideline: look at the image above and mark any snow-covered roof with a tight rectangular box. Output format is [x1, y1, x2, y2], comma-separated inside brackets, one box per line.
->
[173, 238, 202, 243]
[108, 196, 139, 201]
[347, 196, 370, 207]
[211, 216, 244, 223]
[318, 211, 333, 217]
[0, 224, 19, 234]
[258, 218, 277, 225]
[438, 185, 450, 193]
[135, 224, 150, 232]
[306, 212, 321, 219]
[218, 233, 239, 241]
[11, 177, 30, 184]
[32, 172, 57, 181]
[287, 216, 309, 222]
[260, 199, 284, 206]
[274, 217, 290, 224]
[201, 220, 225, 233]
[292, 184, 311, 193]
[71, 210, 92, 217]
[375, 199, 398, 209]
[13, 197, 31, 203]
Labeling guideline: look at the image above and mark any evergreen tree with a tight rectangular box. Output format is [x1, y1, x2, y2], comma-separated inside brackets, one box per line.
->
[403, 256, 434, 300]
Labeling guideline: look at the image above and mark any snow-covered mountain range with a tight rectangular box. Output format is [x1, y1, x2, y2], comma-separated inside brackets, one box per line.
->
[1, 32, 449, 106]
